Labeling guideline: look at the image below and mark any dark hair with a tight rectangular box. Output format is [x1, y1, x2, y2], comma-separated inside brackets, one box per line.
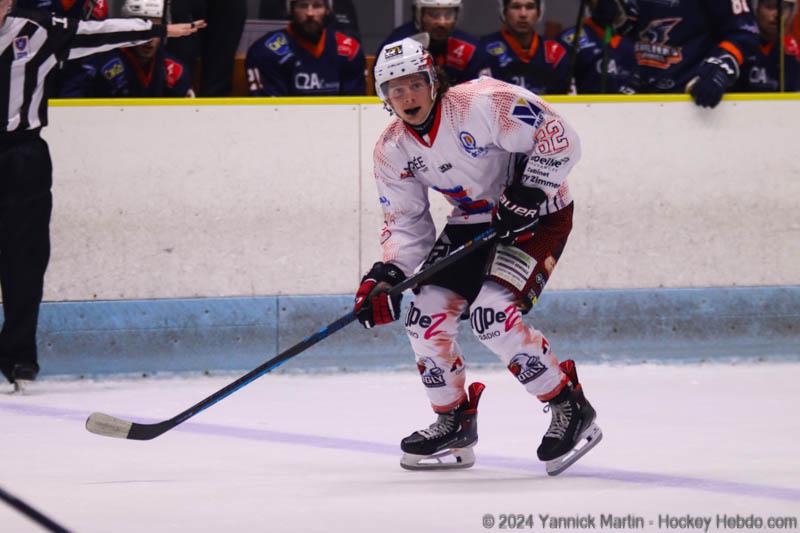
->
[435, 66, 451, 99]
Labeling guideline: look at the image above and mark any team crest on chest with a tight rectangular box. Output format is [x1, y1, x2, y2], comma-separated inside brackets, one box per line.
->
[14, 37, 30, 60]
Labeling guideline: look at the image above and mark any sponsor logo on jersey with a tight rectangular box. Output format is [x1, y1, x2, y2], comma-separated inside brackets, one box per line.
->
[459, 131, 489, 158]
[487, 41, 507, 57]
[384, 44, 403, 59]
[508, 353, 547, 385]
[13, 37, 29, 60]
[510, 98, 544, 128]
[164, 59, 184, 89]
[379, 196, 391, 207]
[635, 18, 683, 69]
[265, 33, 291, 56]
[447, 38, 476, 70]
[294, 72, 339, 92]
[470, 304, 521, 336]
[416, 356, 447, 388]
[335, 32, 361, 61]
[102, 58, 125, 81]
[406, 302, 447, 340]
[433, 185, 492, 215]
[438, 163, 453, 173]
[544, 40, 567, 66]
[561, 27, 593, 50]
[405, 156, 428, 173]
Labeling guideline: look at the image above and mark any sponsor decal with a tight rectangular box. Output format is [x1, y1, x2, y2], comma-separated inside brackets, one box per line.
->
[447, 38, 476, 70]
[470, 304, 521, 336]
[438, 162, 453, 173]
[13, 37, 29, 60]
[487, 40, 512, 68]
[450, 356, 465, 374]
[164, 59, 183, 88]
[335, 32, 360, 61]
[417, 356, 446, 388]
[544, 40, 567, 66]
[265, 33, 290, 56]
[384, 44, 403, 59]
[379, 196, 391, 207]
[635, 18, 684, 69]
[405, 156, 428, 173]
[406, 302, 447, 340]
[102, 58, 125, 80]
[433, 185, 492, 215]
[458, 131, 489, 158]
[508, 353, 547, 384]
[510, 98, 544, 128]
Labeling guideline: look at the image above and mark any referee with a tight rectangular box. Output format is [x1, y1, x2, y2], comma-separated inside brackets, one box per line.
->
[0, 0, 205, 392]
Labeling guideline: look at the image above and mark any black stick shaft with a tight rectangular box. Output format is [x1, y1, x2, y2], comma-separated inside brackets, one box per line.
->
[568, 0, 588, 91]
[0, 487, 71, 533]
[94, 228, 496, 440]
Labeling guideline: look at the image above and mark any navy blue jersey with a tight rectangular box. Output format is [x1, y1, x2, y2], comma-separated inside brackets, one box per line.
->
[15, 0, 108, 20]
[632, 0, 759, 92]
[560, 18, 636, 94]
[734, 36, 800, 92]
[246, 26, 366, 96]
[377, 22, 486, 85]
[58, 48, 193, 98]
[480, 31, 570, 94]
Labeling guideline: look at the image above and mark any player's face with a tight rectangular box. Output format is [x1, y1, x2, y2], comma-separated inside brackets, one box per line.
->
[292, 0, 328, 35]
[421, 8, 458, 41]
[505, 1, 540, 34]
[385, 73, 436, 126]
[0, 0, 12, 26]
[133, 17, 162, 60]
[756, 0, 794, 42]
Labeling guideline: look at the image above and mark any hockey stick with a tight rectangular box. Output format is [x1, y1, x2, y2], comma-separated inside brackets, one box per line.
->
[567, 0, 588, 92]
[85, 228, 497, 440]
[0, 486, 71, 533]
[779, 0, 786, 92]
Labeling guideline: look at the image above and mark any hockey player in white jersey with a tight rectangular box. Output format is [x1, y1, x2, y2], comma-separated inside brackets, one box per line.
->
[354, 38, 602, 475]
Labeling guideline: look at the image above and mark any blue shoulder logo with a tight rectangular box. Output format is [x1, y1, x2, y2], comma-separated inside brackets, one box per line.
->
[510, 98, 544, 128]
[486, 41, 507, 57]
[265, 33, 290, 56]
[102, 58, 125, 81]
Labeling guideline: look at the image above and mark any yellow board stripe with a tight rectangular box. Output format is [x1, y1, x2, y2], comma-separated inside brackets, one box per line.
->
[48, 93, 800, 108]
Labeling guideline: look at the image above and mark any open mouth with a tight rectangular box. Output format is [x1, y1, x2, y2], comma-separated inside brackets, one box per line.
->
[405, 107, 422, 117]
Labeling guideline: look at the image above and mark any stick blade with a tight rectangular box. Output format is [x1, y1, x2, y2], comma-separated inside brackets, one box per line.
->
[85, 412, 133, 439]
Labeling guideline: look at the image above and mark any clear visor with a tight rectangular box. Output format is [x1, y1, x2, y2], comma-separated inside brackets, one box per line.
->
[380, 72, 432, 100]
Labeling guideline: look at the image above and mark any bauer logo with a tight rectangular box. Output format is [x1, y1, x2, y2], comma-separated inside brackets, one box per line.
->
[384, 44, 403, 59]
[508, 353, 547, 384]
[417, 356, 446, 388]
[459, 131, 489, 158]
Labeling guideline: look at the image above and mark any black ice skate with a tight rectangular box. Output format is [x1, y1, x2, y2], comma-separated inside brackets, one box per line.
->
[537, 360, 602, 476]
[10, 363, 38, 394]
[400, 382, 485, 470]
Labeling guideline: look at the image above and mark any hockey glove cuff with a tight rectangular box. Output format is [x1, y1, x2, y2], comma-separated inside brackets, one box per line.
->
[688, 53, 740, 108]
[493, 186, 547, 245]
[354, 262, 407, 329]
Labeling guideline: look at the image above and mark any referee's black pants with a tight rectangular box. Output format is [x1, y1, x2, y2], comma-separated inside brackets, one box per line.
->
[0, 130, 52, 383]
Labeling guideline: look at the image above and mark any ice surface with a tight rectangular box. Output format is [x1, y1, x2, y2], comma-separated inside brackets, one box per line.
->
[1, 363, 799, 533]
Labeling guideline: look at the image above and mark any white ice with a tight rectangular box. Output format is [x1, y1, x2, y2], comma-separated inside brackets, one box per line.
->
[1, 363, 799, 533]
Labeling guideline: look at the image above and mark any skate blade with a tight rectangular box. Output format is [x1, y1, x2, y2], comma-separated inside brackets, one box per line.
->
[10, 380, 31, 395]
[400, 447, 476, 471]
[545, 423, 603, 476]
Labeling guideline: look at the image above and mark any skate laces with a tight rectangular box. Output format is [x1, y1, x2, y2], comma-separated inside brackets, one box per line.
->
[543, 401, 573, 439]
[418, 413, 456, 440]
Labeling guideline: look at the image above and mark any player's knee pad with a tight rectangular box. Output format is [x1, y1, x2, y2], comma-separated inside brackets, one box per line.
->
[405, 286, 469, 412]
[470, 281, 567, 399]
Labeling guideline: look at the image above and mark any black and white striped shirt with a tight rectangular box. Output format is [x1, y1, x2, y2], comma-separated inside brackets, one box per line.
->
[0, 9, 166, 133]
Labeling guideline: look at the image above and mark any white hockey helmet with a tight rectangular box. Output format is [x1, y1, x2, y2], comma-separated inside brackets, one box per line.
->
[121, 0, 164, 18]
[374, 37, 438, 102]
[498, 0, 545, 22]
[286, 0, 332, 13]
[413, 0, 462, 30]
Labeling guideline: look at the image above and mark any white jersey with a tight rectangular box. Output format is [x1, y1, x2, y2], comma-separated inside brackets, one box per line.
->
[373, 77, 582, 276]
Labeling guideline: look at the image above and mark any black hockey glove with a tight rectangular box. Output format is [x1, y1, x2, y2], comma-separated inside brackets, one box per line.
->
[493, 185, 547, 245]
[688, 54, 739, 109]
[354, 262, 407, 329]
